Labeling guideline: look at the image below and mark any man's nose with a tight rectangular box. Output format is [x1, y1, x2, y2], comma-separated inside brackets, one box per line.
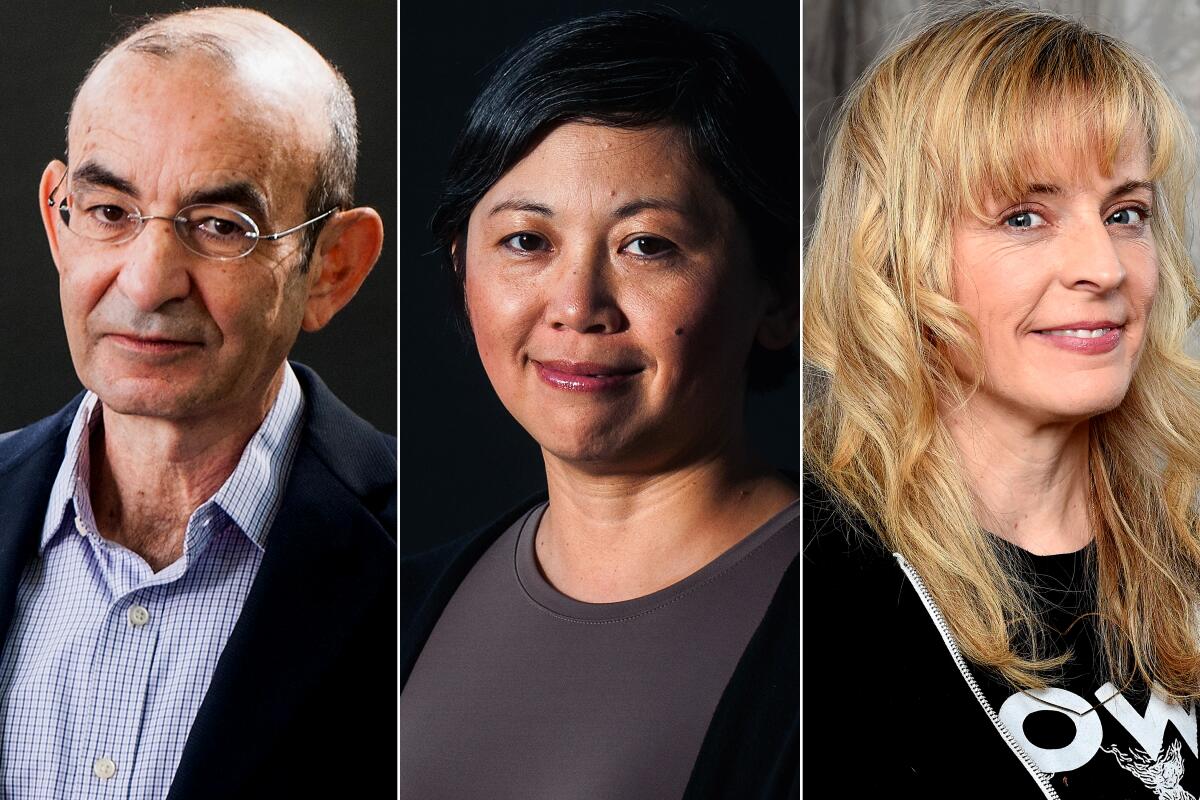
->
[114, 220, 193, 312]
[542, 244, 624, 334]
[1058, 217, 1126, 293]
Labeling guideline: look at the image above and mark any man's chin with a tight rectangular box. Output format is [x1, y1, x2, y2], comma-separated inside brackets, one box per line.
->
[87, 377, 210, 421]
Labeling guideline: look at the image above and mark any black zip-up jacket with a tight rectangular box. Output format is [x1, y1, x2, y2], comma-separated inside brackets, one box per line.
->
[804, 478, 1059, 798]
[402, 495, 798, 799]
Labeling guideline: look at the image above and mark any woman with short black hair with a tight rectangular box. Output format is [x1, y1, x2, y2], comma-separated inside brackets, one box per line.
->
[401, 10, 798, 798]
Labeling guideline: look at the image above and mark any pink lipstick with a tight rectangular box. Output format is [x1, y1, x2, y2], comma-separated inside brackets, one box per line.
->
[1030, 321, 1122, 355]
[534, 360, 642, 392]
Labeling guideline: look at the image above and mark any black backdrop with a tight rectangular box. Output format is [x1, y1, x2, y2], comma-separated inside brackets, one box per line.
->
[0, 1, 397, 435]
[400, 0, 800, 555]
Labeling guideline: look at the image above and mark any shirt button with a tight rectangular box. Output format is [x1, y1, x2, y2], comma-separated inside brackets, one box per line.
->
[74, 516, 87, 536]
[93, 756, 116, 780]
[127, 605, 150, 628]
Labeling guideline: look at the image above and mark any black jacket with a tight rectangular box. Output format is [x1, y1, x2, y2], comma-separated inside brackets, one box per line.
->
[0, 363, 397, 799]
[401, 497, 798, 799]
[803, 478, 1058, 798]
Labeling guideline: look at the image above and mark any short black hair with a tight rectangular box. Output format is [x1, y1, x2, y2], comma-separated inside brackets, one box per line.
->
[431, 10, 798, 390]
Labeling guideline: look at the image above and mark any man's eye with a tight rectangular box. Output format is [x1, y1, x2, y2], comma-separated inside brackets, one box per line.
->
[1003, 210, 1047, 229]
[623, 236, 674, 257]
[504, 233, 548, 252]
[189, 214, 253, 241]
[198, 218, 245, 237]
[86, 205, 132, 225]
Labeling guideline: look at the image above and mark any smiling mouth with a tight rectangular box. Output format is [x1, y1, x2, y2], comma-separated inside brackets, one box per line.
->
[1030, 323, 1124, 354]
[533, 360, 643, 392]
[1039, 328, 1116, 339]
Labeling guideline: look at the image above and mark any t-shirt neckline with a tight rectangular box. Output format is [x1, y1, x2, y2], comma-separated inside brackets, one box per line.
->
[513, 499, 799, 623]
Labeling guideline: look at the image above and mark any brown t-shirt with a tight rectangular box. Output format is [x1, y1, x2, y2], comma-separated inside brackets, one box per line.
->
[401, 500, 799, 799]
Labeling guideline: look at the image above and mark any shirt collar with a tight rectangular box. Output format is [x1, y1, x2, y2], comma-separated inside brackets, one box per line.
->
[40, 392, 102, 552]
[207, 363, 305, 550]
[39, 363, 305, 554]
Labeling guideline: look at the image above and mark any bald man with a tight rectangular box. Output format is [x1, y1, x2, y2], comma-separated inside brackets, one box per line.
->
[0, 9, 394, 798]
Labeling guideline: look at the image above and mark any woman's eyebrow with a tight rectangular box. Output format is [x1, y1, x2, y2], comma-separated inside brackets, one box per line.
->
[1104, 180, 1155, 203]
[613, 197, 689, 219]
[1014, 179, 1154, 204]
[488, 198, 553, 217]
[486, 195, 698, 223]
[1021, 183, 1062, 197]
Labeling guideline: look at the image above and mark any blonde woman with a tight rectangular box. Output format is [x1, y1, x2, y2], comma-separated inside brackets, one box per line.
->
[805, 5, 1200, 797]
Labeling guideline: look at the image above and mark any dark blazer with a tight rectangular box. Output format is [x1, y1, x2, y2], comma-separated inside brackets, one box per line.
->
[0, 363, 396, 799]
[401, 499, 798, 799]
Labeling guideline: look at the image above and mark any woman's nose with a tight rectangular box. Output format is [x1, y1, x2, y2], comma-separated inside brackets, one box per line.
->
[543, 246, 625, 334]
[1058, 218, 1126, 293]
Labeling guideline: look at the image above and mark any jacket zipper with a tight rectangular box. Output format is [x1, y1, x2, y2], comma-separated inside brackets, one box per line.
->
[893, 552, 1061, 800]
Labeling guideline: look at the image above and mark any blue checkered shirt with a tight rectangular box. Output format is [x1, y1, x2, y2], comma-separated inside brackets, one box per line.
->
[0, 364, 304, 799]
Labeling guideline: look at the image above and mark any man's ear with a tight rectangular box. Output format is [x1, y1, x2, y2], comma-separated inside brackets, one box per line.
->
[302, 207, 385, 332]
[39, 161, 68, 274]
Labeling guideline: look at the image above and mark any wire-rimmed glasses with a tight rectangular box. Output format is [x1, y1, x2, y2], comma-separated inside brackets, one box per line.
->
[47, 174, 337, 260]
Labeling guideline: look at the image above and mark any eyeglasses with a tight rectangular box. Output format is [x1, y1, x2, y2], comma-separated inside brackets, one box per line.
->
[47, 174, 337, 261]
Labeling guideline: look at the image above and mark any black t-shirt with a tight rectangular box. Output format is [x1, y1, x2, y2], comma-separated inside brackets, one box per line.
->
[973, 541, 1200, 798]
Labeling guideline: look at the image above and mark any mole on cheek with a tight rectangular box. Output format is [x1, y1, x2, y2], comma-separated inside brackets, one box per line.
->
[674, 327, 684, 336]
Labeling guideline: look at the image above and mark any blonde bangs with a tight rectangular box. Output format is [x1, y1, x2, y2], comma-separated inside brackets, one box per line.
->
[920, 16, 1185, 222]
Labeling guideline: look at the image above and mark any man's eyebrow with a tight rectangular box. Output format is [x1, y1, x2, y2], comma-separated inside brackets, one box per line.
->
[69, 166, 272, 223]
[613, 197, 690, 219]
[72, 162, 138, 198]
[488, 198, 553, 217]
[180, 182, 270, 224]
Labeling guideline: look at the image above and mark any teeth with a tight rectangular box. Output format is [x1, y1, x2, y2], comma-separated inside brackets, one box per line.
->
[1044, 328, 1112, 338]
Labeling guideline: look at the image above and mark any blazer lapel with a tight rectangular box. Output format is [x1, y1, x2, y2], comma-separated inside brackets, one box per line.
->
[0, 408, 76, 646]
[166, 445, 394, 800]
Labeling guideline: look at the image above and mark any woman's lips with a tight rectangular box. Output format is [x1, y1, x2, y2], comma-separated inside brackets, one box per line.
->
[1030, 325, 1122, 354]
[534, 360, 642, 392]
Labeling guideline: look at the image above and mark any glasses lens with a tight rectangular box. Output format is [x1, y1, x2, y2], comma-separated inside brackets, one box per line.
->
[175, 205, 259, 259]
[66, 189, 140, 242]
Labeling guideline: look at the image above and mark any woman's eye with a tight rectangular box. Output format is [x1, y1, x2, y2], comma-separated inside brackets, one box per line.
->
[503, 233, 548, 253]
[1003, 210, 1046, 229]
[623, 236, 674, 257]
[1106, 207, 1146, 226]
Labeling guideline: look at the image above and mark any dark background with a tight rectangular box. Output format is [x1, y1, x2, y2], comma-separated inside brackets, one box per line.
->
[0, 1, 396, 435]
[400, 0, 800, 555]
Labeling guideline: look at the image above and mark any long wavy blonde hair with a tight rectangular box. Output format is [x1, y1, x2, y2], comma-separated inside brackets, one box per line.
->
[805, 2, 1200, 694]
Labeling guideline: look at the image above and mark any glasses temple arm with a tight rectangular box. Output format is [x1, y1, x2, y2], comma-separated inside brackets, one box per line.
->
[257, 207, 338, 241]
[47, 170, 69, 207]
